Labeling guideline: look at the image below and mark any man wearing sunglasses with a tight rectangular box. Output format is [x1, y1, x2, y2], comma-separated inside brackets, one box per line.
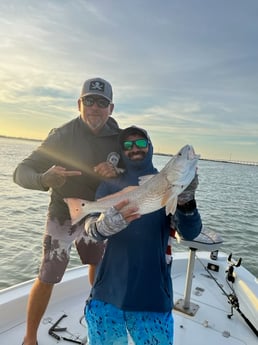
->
[84, 126, 202, 345]
[13, 77, 124, 345]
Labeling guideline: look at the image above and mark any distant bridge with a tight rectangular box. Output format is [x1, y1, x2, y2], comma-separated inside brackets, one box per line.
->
[154, 153, 258, 166]
[201, 158, 258, 166]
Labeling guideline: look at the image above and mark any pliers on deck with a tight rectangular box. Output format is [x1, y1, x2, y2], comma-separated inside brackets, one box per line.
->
[48, 314, 84, 344]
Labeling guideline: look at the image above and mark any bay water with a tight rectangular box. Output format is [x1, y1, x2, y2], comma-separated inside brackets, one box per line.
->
[0, 137, 257, 290]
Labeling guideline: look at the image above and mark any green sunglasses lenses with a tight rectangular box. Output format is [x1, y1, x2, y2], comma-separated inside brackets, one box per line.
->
[123, 139, 148, 150]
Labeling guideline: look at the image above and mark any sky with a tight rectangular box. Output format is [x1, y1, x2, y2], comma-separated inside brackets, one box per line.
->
[0, 0, 257, 162]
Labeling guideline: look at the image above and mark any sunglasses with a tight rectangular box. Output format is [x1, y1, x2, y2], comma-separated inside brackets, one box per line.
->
[123, 139, 148, 151]
[81, 96, 110, 108]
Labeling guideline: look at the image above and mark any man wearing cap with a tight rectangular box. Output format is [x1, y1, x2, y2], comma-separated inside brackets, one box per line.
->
[13, 77, 127, 345]
[83, 126, 202, 344]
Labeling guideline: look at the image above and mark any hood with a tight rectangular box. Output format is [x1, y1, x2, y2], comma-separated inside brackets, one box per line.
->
[119, 126, 157, 181]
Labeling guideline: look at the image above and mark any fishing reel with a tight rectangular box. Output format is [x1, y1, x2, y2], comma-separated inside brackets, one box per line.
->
[226, 253, 242, 283]
[227, 293, 240, 319]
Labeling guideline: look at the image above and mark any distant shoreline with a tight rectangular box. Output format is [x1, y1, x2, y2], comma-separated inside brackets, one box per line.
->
[155, 152, 258, 166]
[1, 135, 257, 166]
[0, 134, 41, 143]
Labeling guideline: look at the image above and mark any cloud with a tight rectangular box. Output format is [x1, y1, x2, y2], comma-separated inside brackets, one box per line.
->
[0, 0, 257, 161]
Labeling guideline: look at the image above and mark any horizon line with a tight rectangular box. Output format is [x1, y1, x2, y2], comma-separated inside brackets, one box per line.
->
[1, 134, 257, 166]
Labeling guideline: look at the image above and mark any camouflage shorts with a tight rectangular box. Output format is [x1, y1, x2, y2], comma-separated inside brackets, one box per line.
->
[38, 217, 105, 284]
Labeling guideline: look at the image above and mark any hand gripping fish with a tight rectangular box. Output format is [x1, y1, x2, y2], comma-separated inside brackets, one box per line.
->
[65, 144, 200, 226]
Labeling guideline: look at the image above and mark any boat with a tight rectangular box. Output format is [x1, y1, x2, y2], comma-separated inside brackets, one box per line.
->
[0, 228, 257, 344]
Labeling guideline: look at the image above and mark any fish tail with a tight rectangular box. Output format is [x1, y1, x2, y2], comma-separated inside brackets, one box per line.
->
[64, 198, 92, 225]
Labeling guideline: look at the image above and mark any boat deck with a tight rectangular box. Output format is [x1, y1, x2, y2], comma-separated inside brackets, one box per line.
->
[0, 251, 257, 344]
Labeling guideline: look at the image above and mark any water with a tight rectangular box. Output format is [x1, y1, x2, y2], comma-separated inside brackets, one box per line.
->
[0, 137, 257, 290]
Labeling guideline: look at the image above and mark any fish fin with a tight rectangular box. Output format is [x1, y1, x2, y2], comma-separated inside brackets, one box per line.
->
[64, 198, 90, 225]
[138, 174, 155, 185]
[161, 189, 178, 215]
[165, 196, 178, 215]
[161, 189, 171, 207]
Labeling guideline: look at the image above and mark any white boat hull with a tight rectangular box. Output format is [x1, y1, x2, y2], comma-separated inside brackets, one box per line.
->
[0, 251, 257, 344]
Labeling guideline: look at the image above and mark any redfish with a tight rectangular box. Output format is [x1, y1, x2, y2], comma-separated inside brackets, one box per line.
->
[65, 144, 200, 225]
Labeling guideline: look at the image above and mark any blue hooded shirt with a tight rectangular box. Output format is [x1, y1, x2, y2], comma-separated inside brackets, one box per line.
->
[91, 133, 202, 312]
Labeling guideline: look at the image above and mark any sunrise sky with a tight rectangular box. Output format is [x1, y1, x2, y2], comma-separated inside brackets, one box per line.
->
[0, 0, 257, 162]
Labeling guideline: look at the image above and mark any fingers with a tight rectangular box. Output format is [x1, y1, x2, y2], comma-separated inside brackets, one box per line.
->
[113, 199, 133, 211]
[50, 165, 82, 177]
[113, 199, 141, 223]
[94, 162, 117, 178]
[187, 174, 199, 190]
[125, 213, 141, 223]
[41, 171, 66, 188]
[42, 166, 81, 188]
[61, 170, 82, 177]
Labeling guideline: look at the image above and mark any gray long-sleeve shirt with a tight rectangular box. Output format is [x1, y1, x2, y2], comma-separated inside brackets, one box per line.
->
[13, 116, 121, 223]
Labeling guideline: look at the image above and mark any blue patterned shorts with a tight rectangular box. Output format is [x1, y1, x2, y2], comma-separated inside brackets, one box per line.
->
[85, 299, 174, 344]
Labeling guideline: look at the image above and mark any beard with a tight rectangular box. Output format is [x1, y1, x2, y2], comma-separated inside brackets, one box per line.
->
[127, 150, 146, 160]
[86, 115, 106, 132]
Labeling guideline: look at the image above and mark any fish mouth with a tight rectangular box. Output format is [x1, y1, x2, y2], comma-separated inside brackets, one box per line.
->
[186, 145, 200, 160]
[188, 145, 195, 159]
[180, 145, 195, 160]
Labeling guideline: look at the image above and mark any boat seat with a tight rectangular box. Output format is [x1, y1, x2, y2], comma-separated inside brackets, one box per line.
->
[174, 227, 223, 316]
[178, 226, 223, 252]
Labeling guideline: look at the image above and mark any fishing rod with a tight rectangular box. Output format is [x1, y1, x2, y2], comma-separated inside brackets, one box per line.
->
[196, 254, 258, 337]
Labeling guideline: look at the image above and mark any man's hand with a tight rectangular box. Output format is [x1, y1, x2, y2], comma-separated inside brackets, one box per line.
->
[177, 174, 199, 205]
[41, 165, 82, 188]
[114, 199, 140, 224]
[85, 199, 140, 238]
[94, 162, 118, 178]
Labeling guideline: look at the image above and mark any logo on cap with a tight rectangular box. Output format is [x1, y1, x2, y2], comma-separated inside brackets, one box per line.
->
[89, 81, 105, 92]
